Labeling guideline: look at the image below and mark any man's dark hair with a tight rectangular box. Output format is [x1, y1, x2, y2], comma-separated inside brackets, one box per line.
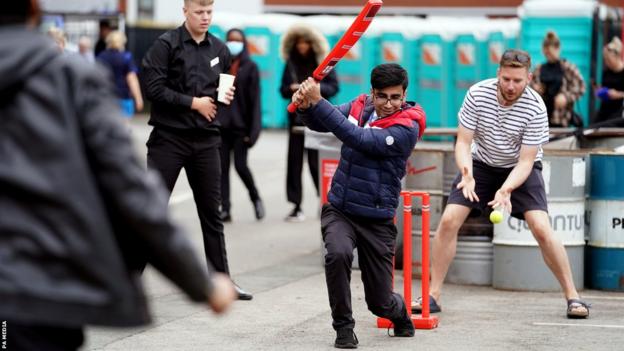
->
[99, 19, 112, 29]
[0, 1, 31, 25]
[371, 63, 408, 90]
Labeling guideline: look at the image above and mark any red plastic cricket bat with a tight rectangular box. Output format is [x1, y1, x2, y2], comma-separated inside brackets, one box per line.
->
[287, 0, 383, 113]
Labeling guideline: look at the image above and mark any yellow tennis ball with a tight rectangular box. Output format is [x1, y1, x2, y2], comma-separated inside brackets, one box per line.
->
[490, 210, 503, 224]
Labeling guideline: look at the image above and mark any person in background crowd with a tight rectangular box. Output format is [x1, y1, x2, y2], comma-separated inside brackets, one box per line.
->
[218, 28, 264, 223]
[279, 23, 339, 222]
[94, 18, 112, 57]
[594, 36, 624, 126]
[0, 1, 236, 350]
[97, 30, 144, 118]
[78, 35, 95, 63]
[531, 31, 586, 127]
[141, 0, 253, 300]
[47, 26, 66, 52]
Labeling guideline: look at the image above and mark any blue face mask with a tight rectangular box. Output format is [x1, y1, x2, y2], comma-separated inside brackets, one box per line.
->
[226, 41, 244, 56]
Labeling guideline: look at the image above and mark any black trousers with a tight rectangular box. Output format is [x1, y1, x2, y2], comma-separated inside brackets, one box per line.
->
[147, 127, 229, 274]
[3, 320, 83, 351]
[321, 204, 404, 330]
[286, 128, 319, 206]
[220, 129, 260, 213]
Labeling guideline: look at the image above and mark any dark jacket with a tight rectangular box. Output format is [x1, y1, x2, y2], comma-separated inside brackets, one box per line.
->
[0, 26, 212, 328]
[217, 30, 261, 146]
[279, 24, 339, 127]
[142, 24, 231, 132]
[97, 48, 138, 99]
[299, 96, 426, 219]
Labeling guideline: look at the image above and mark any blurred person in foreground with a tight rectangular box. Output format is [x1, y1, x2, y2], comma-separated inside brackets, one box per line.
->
[0, 1, 235, 350]
[279, 23, 339, 222]
[293, 63, 426, 348]
[530, 31, 585, 127]
[594, 36, 624, 126]
[97, 30, 144, 117]
[412, 49, 590, 320]
[141, 0, 253, 300]
[217, 28, 264, 223]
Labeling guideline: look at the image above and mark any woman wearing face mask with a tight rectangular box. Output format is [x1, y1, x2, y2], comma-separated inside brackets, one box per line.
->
[530, 31, 586, 127]
[279, 23, 339, 222]
[217, 28, 264, 223]
[594, 37, 624, 126]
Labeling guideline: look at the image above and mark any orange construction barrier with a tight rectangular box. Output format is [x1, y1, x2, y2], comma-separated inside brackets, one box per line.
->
[377, 190, 439, 330]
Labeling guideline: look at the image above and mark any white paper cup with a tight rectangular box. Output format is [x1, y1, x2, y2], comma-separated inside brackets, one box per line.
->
[218, 73, 235, 103]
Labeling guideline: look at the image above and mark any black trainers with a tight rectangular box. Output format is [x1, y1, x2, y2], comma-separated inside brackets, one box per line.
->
[285, 206, 305, 222]
[334, 328, 358, 349]
[219, 210, 231, 223]
[391, 302, 415, 337]
[253, 199, 265, 220]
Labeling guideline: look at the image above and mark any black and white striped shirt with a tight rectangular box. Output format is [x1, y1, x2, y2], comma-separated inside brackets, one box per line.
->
[458, 78, 549, 168]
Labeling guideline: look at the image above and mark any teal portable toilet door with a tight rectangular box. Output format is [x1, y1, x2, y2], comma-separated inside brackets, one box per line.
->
[246, 26, 286, 128]
[418, 34, 452, 130]
[379, 31, 419, 103]
[454, 34, 482, 128]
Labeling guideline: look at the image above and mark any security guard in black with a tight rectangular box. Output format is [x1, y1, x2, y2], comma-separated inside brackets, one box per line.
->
[141, 0, 239, 287]
[142, 24, 231, 131]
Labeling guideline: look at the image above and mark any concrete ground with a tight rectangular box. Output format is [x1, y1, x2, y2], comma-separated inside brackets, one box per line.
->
[84, 116, 624, 351]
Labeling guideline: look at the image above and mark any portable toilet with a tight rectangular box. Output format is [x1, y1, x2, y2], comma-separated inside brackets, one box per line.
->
[519, 0, 597, 125]
[243, 14, 298, 128]
[417, 19, 457, 131]
[211, 11, 245, 44]
[480, 18, 520, 79]
[484, 30, 506, 78]
[317, 15, 379, 105]
[376, 17, 423, 103]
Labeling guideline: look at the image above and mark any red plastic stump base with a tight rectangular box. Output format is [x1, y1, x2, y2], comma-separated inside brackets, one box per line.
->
[377, 315, 439, 330]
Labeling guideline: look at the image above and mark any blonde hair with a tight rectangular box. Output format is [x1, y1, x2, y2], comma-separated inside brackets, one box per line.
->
[47, 27, 66, 48]
[105, 30, 127, 51]
[542, 31, 560, 48]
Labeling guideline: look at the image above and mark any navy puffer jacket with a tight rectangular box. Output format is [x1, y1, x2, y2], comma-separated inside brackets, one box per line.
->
[299, 95, 426, 219]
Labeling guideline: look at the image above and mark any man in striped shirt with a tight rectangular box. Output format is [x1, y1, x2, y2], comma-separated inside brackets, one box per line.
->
[413, 49, 590, 319]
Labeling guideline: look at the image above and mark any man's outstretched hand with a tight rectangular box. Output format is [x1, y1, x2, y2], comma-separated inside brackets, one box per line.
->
[207, 273, 236, 314]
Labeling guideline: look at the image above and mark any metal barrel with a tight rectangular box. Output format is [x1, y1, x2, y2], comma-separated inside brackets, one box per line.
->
[492, 151, 586, 291]
[587, 152, 624, 291]
[401, 144, 455, 276]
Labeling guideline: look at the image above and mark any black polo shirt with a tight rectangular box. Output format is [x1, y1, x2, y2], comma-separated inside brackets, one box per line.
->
[142, 24, 231, 132]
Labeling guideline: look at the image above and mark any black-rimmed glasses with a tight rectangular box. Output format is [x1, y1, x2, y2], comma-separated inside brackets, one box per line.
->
[373, 92, 404, 106]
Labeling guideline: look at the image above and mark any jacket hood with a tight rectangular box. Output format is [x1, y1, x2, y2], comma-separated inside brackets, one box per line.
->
[0, 26, 59, 93]
[225, 28, 251, 61]
[279, 23, 329, 63]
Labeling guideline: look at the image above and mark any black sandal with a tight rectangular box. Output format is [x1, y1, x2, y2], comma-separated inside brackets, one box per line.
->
[411, 295, 442, 314]
[567, 299, 590, 319]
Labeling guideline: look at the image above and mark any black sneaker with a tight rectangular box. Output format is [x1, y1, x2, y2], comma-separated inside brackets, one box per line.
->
[334, 328, 358, 349]
[219, 210, 232, 223]
[253, 199, 265, 220]
[233, 283, 253, 301]
[391, 302, 415, 337]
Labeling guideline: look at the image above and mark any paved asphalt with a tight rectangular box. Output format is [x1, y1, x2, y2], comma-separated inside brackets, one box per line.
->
[84, 117, 624, 350]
